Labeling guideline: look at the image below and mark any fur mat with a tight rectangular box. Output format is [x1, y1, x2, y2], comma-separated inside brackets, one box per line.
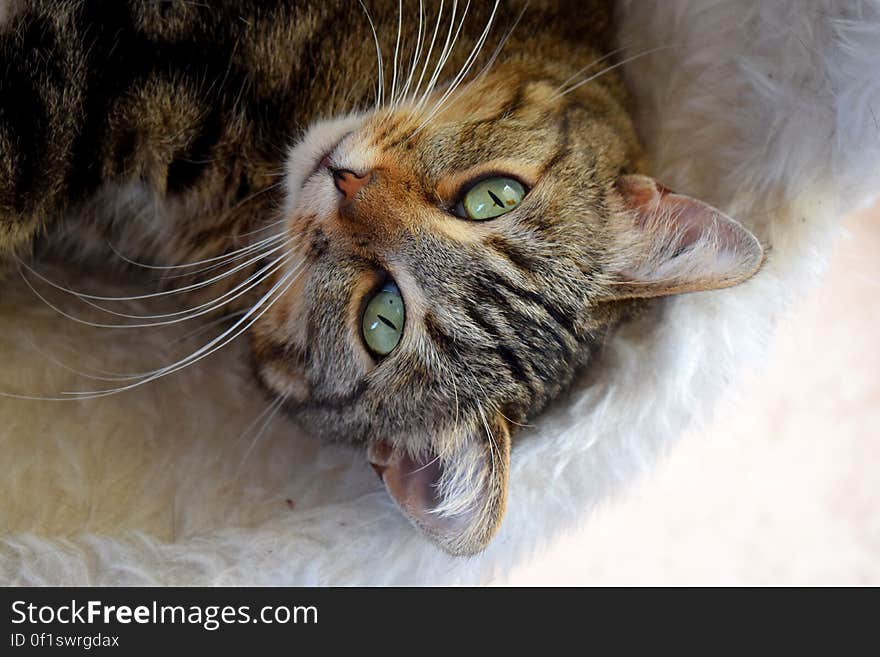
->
[2, 0, 879, 585]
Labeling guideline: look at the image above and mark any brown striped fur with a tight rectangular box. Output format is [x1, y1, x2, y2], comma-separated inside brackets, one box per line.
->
[0, 1, 762, 554]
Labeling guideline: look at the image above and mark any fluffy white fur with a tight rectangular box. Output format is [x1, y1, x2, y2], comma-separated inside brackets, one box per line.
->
[1, 0, 878, 585]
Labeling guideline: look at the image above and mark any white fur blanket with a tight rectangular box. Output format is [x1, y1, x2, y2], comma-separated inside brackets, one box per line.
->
[2, 0, 879, 585]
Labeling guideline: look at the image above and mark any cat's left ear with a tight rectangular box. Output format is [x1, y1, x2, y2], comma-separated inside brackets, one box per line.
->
[367, 415, 510, 556]
[605, 174, 764, 299]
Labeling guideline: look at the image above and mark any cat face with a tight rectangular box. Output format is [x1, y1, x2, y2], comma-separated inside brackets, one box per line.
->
[252, 62, 763, 555]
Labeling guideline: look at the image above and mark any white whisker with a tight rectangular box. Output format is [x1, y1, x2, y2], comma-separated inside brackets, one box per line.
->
[22, 335, 146, 383]
[31, 307, 249, 384]
[412, 0, 498, 135]
[234, 395, 284, 448]
[552, 44, 674, 100]
[389, 0, 403, 106]
[48, 260, 306, 400]
[235, 212, 289, 238]
[357, 0, 385, 107]
[17, 252, 292, 332]
[409, 453, 442, 476]
[553, 46, 627, 95]
[109, 230, 284, 273]
[415, 0, 463, 110]
[452, 376, 460, 427]
[154, 245, 278, 282]
[470, 0, 527, 84]
[73, 253, 291, 327]
[410, 0, 444, 102]
[398, 0, 425, 105]
[17, 235, 290, 303]
[477, 402, 498, 483]
[238, 395, 286, 469]
[172, 310, 247, 345]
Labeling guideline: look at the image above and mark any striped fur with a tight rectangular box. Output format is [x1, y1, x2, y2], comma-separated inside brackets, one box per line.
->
[0, 1, 760, 554]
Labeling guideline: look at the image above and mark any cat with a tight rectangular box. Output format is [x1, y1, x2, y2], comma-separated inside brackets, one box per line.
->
[0, 0, 763, 555]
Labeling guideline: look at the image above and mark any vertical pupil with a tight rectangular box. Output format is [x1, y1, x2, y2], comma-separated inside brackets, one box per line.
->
[362, 281, 405, 357]
[462, 177, 524, 220]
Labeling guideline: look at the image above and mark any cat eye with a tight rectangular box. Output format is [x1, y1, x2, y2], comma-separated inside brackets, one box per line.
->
[361, 280, 405, 357]
[458, 176, 526, 221]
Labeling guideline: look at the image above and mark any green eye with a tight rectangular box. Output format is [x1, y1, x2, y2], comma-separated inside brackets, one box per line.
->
[362, 281, 405, 357]
[461, 176, 526, 220]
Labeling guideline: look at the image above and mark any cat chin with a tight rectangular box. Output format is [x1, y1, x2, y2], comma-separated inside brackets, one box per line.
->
[281, 113, 366, 219]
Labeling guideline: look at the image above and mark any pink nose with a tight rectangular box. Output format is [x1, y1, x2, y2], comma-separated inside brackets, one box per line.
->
[331, 167, 372, 206]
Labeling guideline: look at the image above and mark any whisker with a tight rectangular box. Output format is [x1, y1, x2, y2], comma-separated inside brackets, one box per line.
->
[22, 307, 248, 384]
[21, 335, 150, 383]
[171, 310, 247, 345]
[17, 252, 291, 333]
[152, 228, 292, 283]
[408, 453, 442, 476]
[415, 0, 464, 110]
[412, 0, 498, 135]
[45, 260, 306, 400]
[410, 0, 444, 102]
[459, 356, 522, 443]
[552, 44, 675, 100]
[109, 179, 286, 272]
[235, 216, 288, 240]
[108, 229, 286, 275]
[469, 0, 527, 84]
[499, 412, 533, 428]
[17, 236, 291, 303]
[154, 246, 277, 282]
[477, 402, 498, 485]
[389, 0, 403, 106]
[237, 395, 286, 470]
[411, 1, 496, 131]
[233, 395, 285, 448]
[552, 45, 627, 95]
[71, 247, 293, 324]
[357, 0, 385, 107]
[452, 376, 460, 427]
[398, 0, 425, 105]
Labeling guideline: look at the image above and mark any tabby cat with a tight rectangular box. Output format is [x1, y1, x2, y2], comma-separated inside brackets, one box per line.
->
[0, 0, 763, 555]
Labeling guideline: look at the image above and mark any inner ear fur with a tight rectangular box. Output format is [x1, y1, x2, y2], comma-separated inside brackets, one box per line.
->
[367, 415, 510, 556]
[605, 174, 764, 300]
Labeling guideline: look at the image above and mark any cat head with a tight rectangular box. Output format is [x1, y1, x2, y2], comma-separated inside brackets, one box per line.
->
[251, 58, 763, 555]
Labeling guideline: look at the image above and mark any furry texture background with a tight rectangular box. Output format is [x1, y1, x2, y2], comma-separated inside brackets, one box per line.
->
[1, 0, 879, 585]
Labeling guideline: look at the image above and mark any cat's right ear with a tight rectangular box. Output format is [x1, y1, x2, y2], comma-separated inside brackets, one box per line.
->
[604, 174, 764, 299]
[367, 415, 510, 556]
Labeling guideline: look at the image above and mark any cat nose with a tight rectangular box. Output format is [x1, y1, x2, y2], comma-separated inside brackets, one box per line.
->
[330, 167, 373, 206]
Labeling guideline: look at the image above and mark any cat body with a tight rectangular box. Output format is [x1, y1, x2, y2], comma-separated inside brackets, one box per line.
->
[0, 0, 762, 554]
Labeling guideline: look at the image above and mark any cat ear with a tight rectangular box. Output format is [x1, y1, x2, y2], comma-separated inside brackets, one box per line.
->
[606, 174, 764, 299]
[367, 416, 510, 556]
